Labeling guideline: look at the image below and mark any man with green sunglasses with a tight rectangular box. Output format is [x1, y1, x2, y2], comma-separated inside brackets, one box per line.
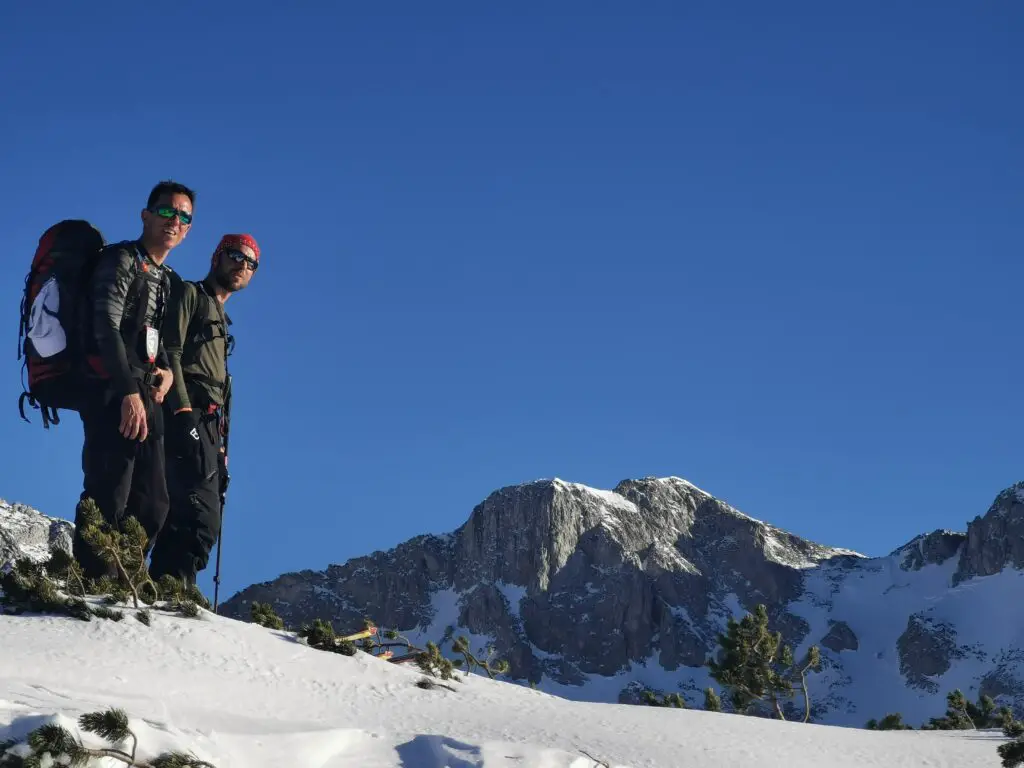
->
[72, 180, 194, 581]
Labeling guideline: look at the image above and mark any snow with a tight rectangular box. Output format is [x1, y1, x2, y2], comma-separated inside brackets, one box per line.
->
[495, 582, 527, 618]
[415, 586, 464, 641]
[762, 530, 815, 569]
[574, 486, 637, 517]
[0, 606, 1009, 767]
[551, 480, 639, 529]
[658, 476, 714, 499]
[645, 540, 700, 574]
[786, 552, 1024, 728]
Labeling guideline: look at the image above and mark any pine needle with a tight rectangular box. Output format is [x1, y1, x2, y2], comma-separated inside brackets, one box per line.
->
[79, 708, 131, 743]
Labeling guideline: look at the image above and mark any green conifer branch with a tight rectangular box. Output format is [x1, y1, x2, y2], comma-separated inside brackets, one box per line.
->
[703, 687, 722, 712]
[999, 739, 1024, 768]
[450, 636, 509, 679]
[250, 602, 284, 630]
[415, 641, 458, 680]
[708, 603, 820, 721]
[6, 709, 217, 767]
[76, 500, 160, 610]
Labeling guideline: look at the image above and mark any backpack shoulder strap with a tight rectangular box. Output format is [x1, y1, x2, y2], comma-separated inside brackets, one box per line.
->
[101, 239, 139, 262]
[186, 279, 212, 339]
[197, 281, 234, 361]
[179, 280, 228, 357]
[95, 240, 144, 296]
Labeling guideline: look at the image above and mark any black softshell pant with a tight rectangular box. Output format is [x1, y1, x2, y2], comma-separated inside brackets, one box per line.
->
[149, 409, 222, 585]
[73, 384, 169, 580]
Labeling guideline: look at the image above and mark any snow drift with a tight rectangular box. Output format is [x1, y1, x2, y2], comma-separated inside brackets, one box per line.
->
[0, 601, 1011, 767]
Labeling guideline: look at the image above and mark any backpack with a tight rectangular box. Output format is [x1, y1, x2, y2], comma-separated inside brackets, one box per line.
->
[17, 219, 107, 428]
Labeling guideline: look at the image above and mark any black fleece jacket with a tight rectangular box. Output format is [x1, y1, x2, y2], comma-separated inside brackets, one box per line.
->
[89, 241, 171, 398]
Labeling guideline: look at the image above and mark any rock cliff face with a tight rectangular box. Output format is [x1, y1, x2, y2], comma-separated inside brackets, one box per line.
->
[224, 478, 859, 684]
[820, 621, 859, 653]
[954, 484, 1024, 585]
[897, 530, 967, 572]
[0, 498, 73, 570]
[8, 477, 1024, 728]
[896, 614, 965, 693]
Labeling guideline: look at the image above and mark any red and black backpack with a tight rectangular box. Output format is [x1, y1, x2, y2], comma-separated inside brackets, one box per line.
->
[17, 219, 107, 428]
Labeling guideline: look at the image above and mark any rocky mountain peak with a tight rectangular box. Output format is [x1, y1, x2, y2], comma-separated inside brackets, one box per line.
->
[953, 481, 1024, 585]
[449, 475, 853, 595]
[223, 474, 871, 686]
[451, 476, 703, 592]
[616, 475, 862, 576]
[893, 529, 967, 572]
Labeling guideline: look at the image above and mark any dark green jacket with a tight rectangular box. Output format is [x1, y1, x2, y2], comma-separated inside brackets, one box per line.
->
[164, 274, 231, 411]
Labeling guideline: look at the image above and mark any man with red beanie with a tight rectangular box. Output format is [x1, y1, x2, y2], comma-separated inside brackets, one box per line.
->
[149, 234, 259, 585]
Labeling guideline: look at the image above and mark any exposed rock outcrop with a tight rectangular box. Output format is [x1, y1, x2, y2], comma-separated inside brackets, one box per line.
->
[897, 614, 964, 692]
[820, 620, 858, 653]
[0, 499, 72, 570]
[896, 529, 966, 571]
[954, 483, 1024, 585]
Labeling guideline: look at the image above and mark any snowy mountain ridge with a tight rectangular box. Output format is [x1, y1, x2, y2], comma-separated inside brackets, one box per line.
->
[5, 475, 1024, 732]
[213, 474, 1024, 728]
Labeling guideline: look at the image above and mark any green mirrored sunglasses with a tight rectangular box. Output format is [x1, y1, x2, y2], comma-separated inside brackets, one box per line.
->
[151, 205, 193, 226]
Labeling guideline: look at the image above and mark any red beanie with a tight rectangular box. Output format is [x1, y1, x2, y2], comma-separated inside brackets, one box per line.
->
[213, 234, 260, 266]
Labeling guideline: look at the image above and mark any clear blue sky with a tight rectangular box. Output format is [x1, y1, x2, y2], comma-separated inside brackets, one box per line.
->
[2, 2, 1021, 601]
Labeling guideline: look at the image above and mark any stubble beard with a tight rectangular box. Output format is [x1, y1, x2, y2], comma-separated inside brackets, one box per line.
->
[214, 268, 245, 293]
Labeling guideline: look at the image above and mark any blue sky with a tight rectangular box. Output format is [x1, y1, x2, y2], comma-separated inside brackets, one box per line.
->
[2, 2, 1021, 602]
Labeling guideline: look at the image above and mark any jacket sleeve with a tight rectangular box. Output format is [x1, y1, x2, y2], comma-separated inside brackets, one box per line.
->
[90, 245, 139, 399]
[156, 341, 170, 370]
[163, 280, 197, 413]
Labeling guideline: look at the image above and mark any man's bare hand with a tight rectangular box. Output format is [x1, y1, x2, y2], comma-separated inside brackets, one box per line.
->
[152, 367, 173, 404]
[120, 393, 148, 441]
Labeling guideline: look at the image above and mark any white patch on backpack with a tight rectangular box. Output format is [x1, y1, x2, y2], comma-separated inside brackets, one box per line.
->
[27, 277, 67, 358]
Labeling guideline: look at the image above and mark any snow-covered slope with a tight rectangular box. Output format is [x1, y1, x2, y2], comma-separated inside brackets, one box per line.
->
[0, 604, 1010, 767]
[787, 545, 1024, 723]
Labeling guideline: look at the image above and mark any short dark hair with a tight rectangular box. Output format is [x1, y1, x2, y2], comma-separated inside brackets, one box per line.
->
[146, 180, 196, 210]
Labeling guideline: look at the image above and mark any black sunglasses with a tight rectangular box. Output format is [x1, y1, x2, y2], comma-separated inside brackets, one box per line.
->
[223, 249, 258, 271]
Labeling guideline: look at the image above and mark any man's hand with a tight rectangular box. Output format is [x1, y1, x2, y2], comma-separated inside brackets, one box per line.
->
[171, 409, 204, 478]
[152, 367, 173, 404]
[120, 393, 148, 441]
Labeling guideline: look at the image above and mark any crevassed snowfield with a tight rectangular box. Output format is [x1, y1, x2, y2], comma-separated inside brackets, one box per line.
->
[0, 607, 1008, 767]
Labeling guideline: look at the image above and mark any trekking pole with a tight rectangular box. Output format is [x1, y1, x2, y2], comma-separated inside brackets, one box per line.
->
[213, 510, 224, 612]
[213, 374, 232, 614]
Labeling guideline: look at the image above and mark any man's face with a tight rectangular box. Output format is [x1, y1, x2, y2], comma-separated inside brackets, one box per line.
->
[141, 192, 193, 252]
[214, 243, 257, 293]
